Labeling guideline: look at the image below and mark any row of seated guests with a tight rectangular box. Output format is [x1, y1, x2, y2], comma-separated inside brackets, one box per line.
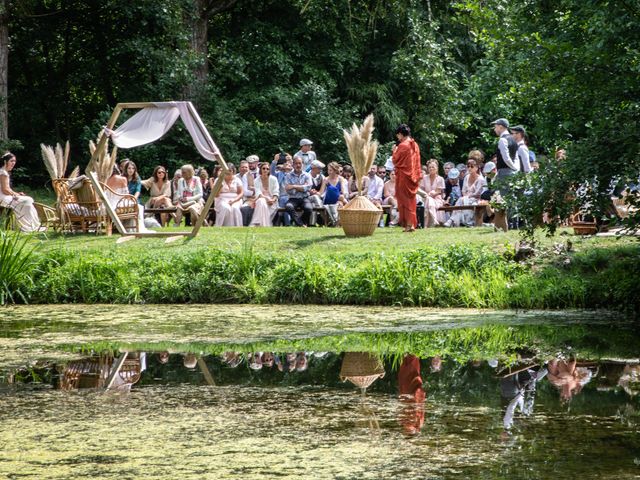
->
[136, 148, 497, 228]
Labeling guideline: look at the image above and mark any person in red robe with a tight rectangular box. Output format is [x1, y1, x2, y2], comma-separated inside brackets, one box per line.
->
[398, 354, 426, 436]
[391, 124, 422, 231]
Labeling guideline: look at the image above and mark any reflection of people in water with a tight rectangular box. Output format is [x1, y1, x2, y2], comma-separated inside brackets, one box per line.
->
[500, 365, 547, 431]
[398, 354, 426, 437]
[262, 352, 275, 368]
[430, 356, 442, 372]
[296, 352, 308, 372]
[547, 359, 592, 401]
[60, 352, 146, 392]
[183, 353, 197, 369]
[157, 351, 170, 364]
[249, 352, 263, 370]
[221, 352, 243, 368]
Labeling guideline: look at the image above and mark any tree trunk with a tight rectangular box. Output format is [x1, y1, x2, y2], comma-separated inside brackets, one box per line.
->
[0, 0, 9, 141]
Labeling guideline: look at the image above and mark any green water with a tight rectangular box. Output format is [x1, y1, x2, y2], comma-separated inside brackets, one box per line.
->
[1, 305, 639, 479]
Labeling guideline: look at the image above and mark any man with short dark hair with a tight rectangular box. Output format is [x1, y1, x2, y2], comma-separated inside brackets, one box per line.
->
[284, 156, 313, 227]
[491, 118, 520, 179]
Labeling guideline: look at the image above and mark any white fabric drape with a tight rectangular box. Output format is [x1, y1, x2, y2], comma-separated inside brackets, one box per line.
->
[107, 101, 220, 161]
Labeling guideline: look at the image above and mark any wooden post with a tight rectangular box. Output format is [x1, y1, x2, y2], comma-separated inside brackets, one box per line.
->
[105, 352, 128, 390]
[190, 155, 228, 237]
[197, 357, 216, 386]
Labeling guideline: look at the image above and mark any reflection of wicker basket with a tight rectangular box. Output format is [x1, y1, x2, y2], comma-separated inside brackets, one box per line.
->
[340, 352, 385, 390]
[571, 212, 597, 235]
[338, 196, 382, 237]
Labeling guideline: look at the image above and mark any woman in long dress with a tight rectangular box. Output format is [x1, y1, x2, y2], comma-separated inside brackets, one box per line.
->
[174, 164, 204, 227]
[250, 162, 279, 226]
[420, 159, 445, 227]
[0, 152, 41, 232]
[214, 164, 243, 227]
[444, 159, 487, 227]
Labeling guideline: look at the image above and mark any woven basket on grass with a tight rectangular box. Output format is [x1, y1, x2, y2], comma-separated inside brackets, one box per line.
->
[340, 352, 385, 390]
[571, 212, 597, 235]
[338, 196, 382, 237]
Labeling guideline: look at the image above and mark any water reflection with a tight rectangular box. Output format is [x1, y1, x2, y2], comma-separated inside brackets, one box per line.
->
[2, 349, 639, 479]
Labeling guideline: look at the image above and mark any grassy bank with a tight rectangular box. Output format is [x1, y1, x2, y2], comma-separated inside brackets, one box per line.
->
[16, 228, 639, 312]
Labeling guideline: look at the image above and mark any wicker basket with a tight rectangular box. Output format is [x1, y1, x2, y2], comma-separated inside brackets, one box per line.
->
[571, 212, 597, 235]
[340, 352, 385, 390]
[338, 196, 382, 237]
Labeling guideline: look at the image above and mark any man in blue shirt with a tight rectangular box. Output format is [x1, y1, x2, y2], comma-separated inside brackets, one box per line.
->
[284, 156, 313, 226]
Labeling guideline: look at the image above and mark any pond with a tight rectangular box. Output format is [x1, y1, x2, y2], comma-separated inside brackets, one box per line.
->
[1, 305, 638, 479]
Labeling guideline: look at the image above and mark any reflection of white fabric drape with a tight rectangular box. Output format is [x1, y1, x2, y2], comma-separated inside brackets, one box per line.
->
[108, 101, 220, 161]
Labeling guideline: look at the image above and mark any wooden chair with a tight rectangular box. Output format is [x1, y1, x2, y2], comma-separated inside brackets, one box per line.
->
[33, 202, 61, 232]
[52, 178, 106, 234]
[99, 182, 139, 235]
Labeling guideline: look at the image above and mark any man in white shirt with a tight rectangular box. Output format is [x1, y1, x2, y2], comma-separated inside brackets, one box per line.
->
[491, 118, 520, 180]
[294, 138, 317, 172]
[236, 160, 255, 226]
[510, 125, 532, 173]
[366, 164, 384, 206]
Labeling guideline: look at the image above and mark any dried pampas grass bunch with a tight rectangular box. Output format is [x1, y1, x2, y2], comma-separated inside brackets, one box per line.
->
[40, 141, 72, 180]
[343, 114, 378, 196]
[86, 131, 118, 183]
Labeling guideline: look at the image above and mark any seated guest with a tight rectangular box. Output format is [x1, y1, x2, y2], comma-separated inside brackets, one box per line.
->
[444, 168, 462, 207]
[250, 162, 279, 226]
[377, 164, 387, 182]
[443, 161, 455, 179]
[284, 156, 312, 227]
[382, 169, 399, 226]
[246, 155, 260, 179]
[198, 167, 211, 202]
[468, 149, 485, 172]
[0, 152, 40, 232]
[318, 161, 348, 226]
[237, 159, 256, 226]
[174, 164, 204, 226]
[456, 163, 467, 190]
[142, 166, 172, 225]
[366, 164, 383, 206]
[420, 159, 445, 227]
[214, 164, 243, 226]
[444, 158, 487, 227]
[171, 169, 182, 204]
[271, 153, 293, 226]
[123, 160, 142, 204]
[308, 160, 325, 225]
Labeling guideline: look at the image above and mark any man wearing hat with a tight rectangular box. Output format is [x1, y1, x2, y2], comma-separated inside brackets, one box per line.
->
[295, 138, 317, 172]
[510, 126, 532, 173]
[491, 118, 520, 179]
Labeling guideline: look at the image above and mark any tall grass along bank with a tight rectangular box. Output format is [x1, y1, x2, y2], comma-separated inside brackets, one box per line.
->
[22, 241, 640, 312]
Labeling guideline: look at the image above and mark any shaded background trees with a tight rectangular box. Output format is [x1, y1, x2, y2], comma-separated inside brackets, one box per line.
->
[2, 0, 638, 225]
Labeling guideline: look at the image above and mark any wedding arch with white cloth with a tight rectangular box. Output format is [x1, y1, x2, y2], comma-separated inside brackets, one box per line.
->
[89, 101, 229, 242]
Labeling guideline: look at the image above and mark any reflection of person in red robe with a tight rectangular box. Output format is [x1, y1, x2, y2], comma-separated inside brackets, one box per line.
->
[392, 124, 422, 232]
[398, 354, 426, 436]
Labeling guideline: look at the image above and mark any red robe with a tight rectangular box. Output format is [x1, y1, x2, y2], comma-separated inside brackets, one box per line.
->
[398, 354, 426, 436]
[392, 138, 422, 228]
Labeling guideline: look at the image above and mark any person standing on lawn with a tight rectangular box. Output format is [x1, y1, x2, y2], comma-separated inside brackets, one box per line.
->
[392, 124, 422, 232]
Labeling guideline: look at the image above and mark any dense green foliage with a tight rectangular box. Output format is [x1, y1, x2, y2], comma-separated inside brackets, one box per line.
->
[4, 0, 639, 228]
[23, 240, 640, 311]
[0, 228, 38, 304]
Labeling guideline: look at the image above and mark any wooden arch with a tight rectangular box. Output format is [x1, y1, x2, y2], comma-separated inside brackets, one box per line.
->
[88, 102, 228, 242]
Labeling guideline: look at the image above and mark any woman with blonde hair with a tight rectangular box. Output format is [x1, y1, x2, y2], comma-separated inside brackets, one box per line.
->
[174, 164, 204, 226]
[0, 152, 40, 232]
[250, 162, 279, 226]
[420, 159, 445, 227]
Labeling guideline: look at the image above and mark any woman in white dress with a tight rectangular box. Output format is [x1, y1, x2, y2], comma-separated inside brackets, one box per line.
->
[444, 159, 487, 227]
[0, 152, 41, 232]
[214, 164, 243, 226]
[382, 170, 399, 226]
[250, 162, 279, 226]
[174, 164, 204, 227]
[420, 159, 445, 227]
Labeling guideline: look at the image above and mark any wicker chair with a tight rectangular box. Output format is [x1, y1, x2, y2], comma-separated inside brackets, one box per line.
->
[52, 178, 106, 234]
[99, 182, 139, 235]
[33, 202, 61, 232]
